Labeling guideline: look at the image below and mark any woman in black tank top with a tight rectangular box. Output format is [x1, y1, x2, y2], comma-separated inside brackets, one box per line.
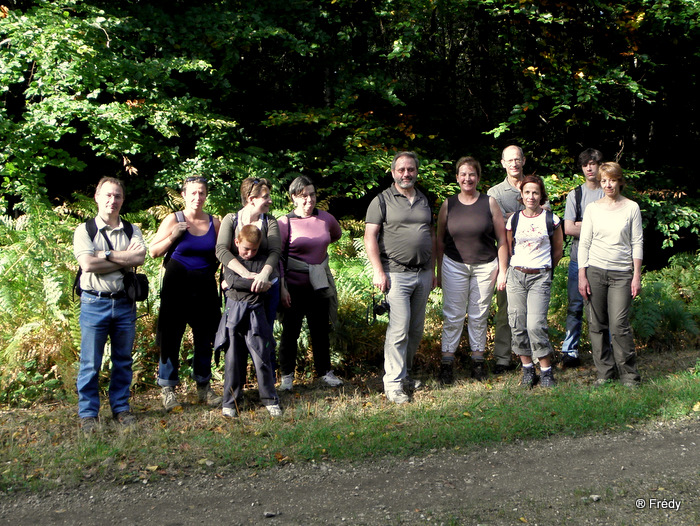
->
[436, 157, 508, 384]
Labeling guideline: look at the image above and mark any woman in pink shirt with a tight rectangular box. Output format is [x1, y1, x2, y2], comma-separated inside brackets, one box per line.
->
[277, 176, 343, 391]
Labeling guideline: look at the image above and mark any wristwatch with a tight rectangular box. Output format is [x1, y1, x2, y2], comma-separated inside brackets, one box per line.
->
[104, 250, 112, 260]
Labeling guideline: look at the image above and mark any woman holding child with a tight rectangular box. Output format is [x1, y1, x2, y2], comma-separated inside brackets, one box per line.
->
[277, 176, 344, 390]
[506, 175, 563, 388]
[150, 176, 222, 412]
[216, 177, 282, 323]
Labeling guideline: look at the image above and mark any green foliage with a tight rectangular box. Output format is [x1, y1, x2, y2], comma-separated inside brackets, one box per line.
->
[631, 251, 700, 345]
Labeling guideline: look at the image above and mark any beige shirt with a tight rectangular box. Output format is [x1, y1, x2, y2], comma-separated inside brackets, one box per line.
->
[73, 216, 146, 293]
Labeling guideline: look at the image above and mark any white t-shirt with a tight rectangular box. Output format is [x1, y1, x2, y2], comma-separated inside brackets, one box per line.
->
[507, 210, 561, 269]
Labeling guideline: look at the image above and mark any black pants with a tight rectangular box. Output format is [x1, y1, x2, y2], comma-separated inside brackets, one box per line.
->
[278, 283, 332, 377]
[156, 259, 220, 386]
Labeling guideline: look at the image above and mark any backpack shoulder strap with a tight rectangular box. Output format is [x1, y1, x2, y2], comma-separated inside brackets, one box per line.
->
[546, 209, 554, 238]
[574, 185, 583, 223]
[510, 211, 520, 256]
[378, 192, 387, 225]
[122, 219, 134, 240]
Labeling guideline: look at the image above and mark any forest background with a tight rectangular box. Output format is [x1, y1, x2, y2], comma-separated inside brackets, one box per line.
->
[1, 0, 699, 405]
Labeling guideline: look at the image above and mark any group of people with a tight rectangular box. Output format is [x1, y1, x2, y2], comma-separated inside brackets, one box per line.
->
[364, 147, 643, 404]
[73, 145, 644, 430]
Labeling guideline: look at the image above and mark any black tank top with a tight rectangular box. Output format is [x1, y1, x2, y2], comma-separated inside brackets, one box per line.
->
[444, 193, 498, 264]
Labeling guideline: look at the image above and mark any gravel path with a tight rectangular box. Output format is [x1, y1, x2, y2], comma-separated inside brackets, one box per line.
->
[2, 417, 698, 525]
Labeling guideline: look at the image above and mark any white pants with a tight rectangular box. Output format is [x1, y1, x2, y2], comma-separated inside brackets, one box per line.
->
[441, 256, 498, 354]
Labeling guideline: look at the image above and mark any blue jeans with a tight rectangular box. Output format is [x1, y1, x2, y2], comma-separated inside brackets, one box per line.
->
[77, 294, 136, 418]
[563, 259, 611, 358]
[383, 269, 433, 392]
[561, 260, 584, 356]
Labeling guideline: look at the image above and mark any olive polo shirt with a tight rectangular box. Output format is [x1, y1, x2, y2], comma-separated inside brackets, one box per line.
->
[365, 185, 433, 273]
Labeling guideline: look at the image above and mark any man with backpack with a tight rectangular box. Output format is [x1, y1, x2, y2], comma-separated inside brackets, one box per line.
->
[364, 151, 436, 404]
[561, 148, 607, 367]
[73, 177, 146, 432]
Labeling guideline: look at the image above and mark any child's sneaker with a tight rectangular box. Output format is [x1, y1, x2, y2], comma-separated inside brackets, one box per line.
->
[222, 406, 238, 418]
[280, 374, 294, 391]
[265, 404, 283, 417]
[321, 370, 343, 387]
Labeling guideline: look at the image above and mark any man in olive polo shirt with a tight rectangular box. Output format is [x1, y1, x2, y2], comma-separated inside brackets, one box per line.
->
[364, 151, 436, 404]
[486, 145, 526, 373]
[73, 177, 146, 431]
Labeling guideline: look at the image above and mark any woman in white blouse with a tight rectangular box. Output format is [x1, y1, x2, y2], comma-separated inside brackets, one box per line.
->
[506, 175, 563, 388]
[578, 162, 643, 387]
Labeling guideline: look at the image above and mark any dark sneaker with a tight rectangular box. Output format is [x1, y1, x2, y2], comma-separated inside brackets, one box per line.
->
[540, 368, 556, 388]
[520, 367, 539, 388]
[402, 377, 423, 393]
[471, 361, 486, 382]
[161, 386, 183, 412]
[493, 362, 515, 375]
[439, 362, 454, 385]
[561, 353, 581, 368]
[80, 417, 99, 434]
[113, 411, 136, 427]
[197, 382, 223, 407]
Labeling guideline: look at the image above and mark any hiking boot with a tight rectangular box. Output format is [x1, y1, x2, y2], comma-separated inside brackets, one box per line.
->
[386, 389, 410, 405]
[402, 377, 423, 393]
[321, 370, 343, 387]
[80, 417, 99, 434]
[280, 374, 294, 391]
[113, 410, 136, 427]
[540, 368, 556, 388]
[561, 353, 581, 368]
[520, 367, 539, 389]
[439, 362, 454, 385]
[222, 406, 238, 418]
[197, 382, 223, 407]
[265, 404, 283, 417]
[471, 361, 486, 382]
[161, 386, 183, 412]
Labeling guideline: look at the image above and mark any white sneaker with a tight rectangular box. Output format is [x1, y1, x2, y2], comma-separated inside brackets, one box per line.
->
[222, 406, 238, 418]
[321, 370, 343, 387]
[386, 389, 410, 404]
[265, 404, 283, 417]
[280, 374, 294, 391]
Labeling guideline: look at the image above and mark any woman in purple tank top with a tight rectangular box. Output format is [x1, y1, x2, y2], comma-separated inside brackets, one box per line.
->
[436, 157, 508, 384]
[150, 177, 222, 412]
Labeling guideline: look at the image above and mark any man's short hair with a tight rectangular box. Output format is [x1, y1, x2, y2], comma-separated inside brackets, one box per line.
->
[391, 151, 420, 171]
[501, 145, 524, 160]
[578, 148, 603, 167]
[95, 177, 125, 196]
[237, 224, 262, 246]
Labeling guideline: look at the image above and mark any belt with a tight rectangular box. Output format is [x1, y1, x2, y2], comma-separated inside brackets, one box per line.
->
[83, 289, 127, 299]
[513, 266, 549, 275]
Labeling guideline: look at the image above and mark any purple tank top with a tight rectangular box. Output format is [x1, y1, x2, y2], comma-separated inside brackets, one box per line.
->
[170, 215, 217, 271]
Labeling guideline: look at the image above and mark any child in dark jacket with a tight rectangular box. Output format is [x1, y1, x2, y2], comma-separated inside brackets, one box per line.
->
[218, 225, 281, 418]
